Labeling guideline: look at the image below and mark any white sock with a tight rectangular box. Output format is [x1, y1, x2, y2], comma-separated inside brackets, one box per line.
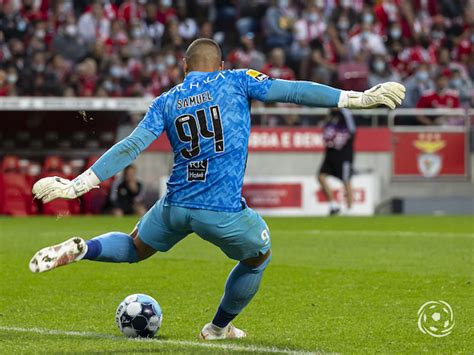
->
[329, 201, 338, 209]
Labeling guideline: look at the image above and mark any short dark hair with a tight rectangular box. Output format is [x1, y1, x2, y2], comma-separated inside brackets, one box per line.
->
[185, 38, 222, 70]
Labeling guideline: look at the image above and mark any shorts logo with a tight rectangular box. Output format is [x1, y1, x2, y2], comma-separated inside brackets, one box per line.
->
[246, 69, 269, 82]
[187, 159, 208, 182]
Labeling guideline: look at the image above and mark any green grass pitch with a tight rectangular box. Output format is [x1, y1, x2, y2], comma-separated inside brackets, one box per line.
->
[0, 216, 472, 353]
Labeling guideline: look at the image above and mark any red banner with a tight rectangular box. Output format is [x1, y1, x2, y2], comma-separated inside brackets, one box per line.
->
[392, 131, 467, 178]
[148, 127, 391, 152]
[242, 183, 302, 208]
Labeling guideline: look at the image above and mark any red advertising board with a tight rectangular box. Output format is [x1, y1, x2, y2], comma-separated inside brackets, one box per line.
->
[242, 183, 302, 208]
[148, 127, 391, 152]
[392, 131, 467, 178]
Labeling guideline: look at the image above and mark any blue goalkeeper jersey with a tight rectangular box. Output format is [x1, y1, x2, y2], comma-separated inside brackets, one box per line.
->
[138, 69, 274, 212]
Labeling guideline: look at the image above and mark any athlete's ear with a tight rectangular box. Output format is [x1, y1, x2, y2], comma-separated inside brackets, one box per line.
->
[183, 58, 188, 76]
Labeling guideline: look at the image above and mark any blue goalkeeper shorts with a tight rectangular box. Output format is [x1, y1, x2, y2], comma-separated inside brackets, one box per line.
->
[136, 198, 271, 261]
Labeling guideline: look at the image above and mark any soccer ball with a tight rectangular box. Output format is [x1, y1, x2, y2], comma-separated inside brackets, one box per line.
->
[115, 294, 163, 338]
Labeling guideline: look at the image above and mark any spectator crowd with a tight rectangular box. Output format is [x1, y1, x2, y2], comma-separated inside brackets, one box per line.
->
[0, 0, 472, 114]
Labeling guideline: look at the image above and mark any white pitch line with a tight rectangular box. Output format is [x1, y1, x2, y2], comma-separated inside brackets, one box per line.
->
[275, 229, 474, 238]
[0, 326, 317, 354]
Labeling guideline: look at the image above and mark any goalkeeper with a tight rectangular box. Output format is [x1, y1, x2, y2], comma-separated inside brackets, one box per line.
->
[29, 39, 405, 340]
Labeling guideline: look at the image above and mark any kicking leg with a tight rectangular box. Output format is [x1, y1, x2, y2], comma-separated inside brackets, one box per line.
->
[29, 227, 156, 273]
[200, 250, 272, 340]
[29, 198, 186, 273]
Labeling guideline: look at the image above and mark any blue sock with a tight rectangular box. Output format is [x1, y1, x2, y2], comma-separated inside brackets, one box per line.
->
[212, 253, 271, 328]
[83, 232, 139, 263]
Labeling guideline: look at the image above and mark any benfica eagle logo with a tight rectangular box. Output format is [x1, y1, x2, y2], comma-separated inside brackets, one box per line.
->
[413, 134, 446, 177]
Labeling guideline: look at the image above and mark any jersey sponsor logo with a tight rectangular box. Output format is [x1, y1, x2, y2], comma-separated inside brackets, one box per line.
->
[246, 69, 269, 82]
[187, 159, 208, 182]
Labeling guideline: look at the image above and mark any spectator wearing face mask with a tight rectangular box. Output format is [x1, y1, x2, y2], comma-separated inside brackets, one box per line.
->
[261, 47, 295, 80]
[349, 22, 387, 57]
[386, 22, 403, 43]
[402, 63, 434, 108]
[449, 68, 473, 108]
[0, 2, 28, 41]
[52, 17, 88, 63]
[368, 55, 401, 87]
[263, 0, 295, 50]
[304, 38, 337, 85]
[292, 5, 326, 61]
[374, 0, 401, 33]
[77, 1, 111, 45]
[227, 33, 265, 71]
[141, 3, 165, 47]
[399, 35, 437, 72]
[416, 71, 461, 125]
[104, 20, 129, 54]
[329, 0, 358, 39]
[126, 22, 153, 59]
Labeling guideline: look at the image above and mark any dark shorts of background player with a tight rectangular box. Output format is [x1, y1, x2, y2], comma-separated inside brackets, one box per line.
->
[319, 156, 353, 182]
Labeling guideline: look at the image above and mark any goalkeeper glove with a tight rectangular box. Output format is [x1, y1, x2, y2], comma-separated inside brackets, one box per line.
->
[32, 168, 100, 203]
[338, 82, 406, 110]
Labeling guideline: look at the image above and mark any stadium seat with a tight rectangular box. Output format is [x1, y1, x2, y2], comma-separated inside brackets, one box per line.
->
[0, 156, 34, 216]
[38, 156, 80, 216]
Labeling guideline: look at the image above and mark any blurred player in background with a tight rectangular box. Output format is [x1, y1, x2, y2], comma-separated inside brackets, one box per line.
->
[28, 38, 405, 341]
[318, 109, 355, 216]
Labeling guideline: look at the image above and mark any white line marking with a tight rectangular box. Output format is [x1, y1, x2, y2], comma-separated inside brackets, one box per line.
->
[275, 229, 473, 238]
[0, 326, 317, 354]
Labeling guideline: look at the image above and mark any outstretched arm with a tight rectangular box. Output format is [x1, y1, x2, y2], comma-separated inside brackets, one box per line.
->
[90, 127, 156, 181]
[33, 126, 157, 203]
[263, 79, 405, 109]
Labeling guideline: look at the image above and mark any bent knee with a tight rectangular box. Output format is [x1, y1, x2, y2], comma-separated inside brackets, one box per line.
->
[242, 249, 272, 268]
[131, 229, 157, 261]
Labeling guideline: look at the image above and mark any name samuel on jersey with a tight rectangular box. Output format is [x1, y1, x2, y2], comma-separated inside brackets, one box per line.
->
[177, 91, 213, 109]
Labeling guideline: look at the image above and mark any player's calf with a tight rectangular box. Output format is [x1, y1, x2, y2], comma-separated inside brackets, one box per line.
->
[200, 250, 272, 340]
[29, 230, 157, 273]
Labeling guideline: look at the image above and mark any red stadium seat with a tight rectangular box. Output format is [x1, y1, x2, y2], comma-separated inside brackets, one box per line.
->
[0, 156, 34, 216]
[38, 156, 80, 216]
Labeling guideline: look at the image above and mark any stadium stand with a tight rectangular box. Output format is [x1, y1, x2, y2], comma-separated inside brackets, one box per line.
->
[0, 0, 471, 108]
[0, 0, 472, 215]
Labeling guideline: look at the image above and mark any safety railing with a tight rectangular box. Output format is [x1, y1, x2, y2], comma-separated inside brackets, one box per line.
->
[0, 97, 472, 128]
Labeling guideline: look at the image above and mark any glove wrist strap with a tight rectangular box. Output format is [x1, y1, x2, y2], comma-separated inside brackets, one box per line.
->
[338, 91, 363, 108]
[73, 168, 101, 195]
